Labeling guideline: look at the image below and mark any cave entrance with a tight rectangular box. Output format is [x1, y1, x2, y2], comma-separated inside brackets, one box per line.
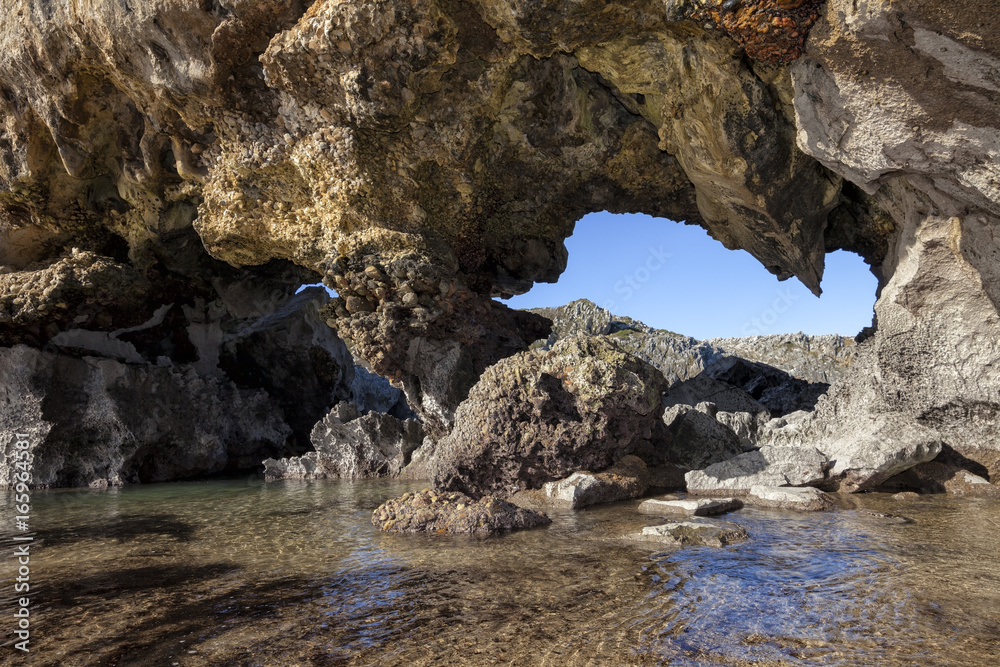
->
[502, 211, 878, 340]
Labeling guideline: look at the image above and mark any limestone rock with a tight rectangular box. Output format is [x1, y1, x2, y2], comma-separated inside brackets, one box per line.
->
[637, 497, 743, 517]
[431, 336, 669, 498]
[263, 403, 424, 481]
[661, 404, 744, 470]
[746, 485, 836, 511]
[220, 287, 355, 447]
[540, 455, 649, 509]
[821, 415, 943, 493]
[880, 461, 1000, 499]
[630, 519, 749, 548]
[0, 345, 290, 488]
[685, 446, 830, 496]
[371, 489, 551, 535]
[1, 0, 1000, 494]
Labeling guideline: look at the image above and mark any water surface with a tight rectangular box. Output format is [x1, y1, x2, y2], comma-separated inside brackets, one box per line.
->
[3, 479, 1000, 665]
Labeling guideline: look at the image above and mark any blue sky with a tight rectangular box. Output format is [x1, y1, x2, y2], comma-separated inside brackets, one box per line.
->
[500, 211, 877, 340]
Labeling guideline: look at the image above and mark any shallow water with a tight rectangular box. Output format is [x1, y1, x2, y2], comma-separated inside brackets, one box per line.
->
[3, 479, 1000, 666]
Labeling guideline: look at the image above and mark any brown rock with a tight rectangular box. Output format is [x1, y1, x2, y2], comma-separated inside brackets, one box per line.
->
[431, 336, 670, 498]
[371, 489, 551, 535]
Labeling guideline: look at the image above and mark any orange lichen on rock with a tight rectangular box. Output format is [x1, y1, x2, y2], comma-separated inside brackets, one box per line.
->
[692, 0, 825, 63]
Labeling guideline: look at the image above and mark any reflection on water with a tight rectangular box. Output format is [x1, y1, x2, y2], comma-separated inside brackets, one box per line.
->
[3, 479, 1000, 666]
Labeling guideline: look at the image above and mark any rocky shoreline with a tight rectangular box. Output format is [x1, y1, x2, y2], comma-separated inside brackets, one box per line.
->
[1, 1, 998, 542]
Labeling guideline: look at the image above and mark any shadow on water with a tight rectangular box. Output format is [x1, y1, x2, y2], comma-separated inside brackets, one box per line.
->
[7, 479, 1000, 666]
[32, 513, 197, 547]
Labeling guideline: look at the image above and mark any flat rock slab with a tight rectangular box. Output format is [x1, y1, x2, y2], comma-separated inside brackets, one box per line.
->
[630, 520, 749, 547]
[746, 485, 836, 511]
[637, 497, 743, 517]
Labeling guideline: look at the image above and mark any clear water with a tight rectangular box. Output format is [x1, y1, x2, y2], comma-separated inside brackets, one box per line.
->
[3, 479, 1000, 666]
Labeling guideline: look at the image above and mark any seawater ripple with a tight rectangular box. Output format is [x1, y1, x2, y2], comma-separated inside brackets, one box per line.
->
[2, 479, 999, 666]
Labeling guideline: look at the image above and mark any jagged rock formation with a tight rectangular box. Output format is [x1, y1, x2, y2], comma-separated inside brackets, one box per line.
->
[431, 336, 670, 498]
[1, 1, 999, 491]
[535, 299, 855, 388]
[263, 401, 423, 480]
[0, 345, 291, 487]
[372, 488, 550, 535]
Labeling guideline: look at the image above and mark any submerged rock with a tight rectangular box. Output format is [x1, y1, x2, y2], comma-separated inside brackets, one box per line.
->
[630, 520, 749, 548]
[746, 485, 837, 511]
[637, 497, 743, 517]
[263, 403, 424, 481]
[431, 336, 669, 498]
[372, 489, 551, 535]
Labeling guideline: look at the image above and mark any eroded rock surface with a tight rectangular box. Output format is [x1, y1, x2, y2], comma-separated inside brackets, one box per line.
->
[1, 1, 999, 491]
[372, 488, 550, 535]
[0, 345, 290, 488]
[431, 336, 670, 498]
[630, 519, 749, 548]
[263, 402, 424, 481]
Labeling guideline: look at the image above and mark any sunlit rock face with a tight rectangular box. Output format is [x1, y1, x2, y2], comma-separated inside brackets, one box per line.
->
[1, 1, 1000, 482]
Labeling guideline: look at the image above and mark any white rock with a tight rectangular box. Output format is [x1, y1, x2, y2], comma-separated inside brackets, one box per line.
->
[746, 485, 835, 511]
[637, 497, 742, 517]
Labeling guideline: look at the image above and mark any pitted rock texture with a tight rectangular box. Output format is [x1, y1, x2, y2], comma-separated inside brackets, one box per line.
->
[1, 0, 999, 491]
[431, 336, 670, 498]
[534, 299, 856, 387]
[372, 488, 551, 535]
[0, 345, 290, 488]
[263, 401, 424, 481]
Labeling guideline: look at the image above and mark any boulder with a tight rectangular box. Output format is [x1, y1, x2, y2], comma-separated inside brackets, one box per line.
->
[820, 414, 943, 492]
[431, 336, 669, 498]
[746, 486, 837, 511]
[637, 497, 743, 517]
[704, 356, 829, 417]
[716, 410, 769, 451]
[662, 375, 770, 416]
[629, 520, 749, 548]
[661, 404, 744, 470]
[685, 446, 830, 496]
[880, 461, 1000, 499]
[540, 455, 649, 509]
[264, 403, 424, 481]
[371, 489, 551, 535]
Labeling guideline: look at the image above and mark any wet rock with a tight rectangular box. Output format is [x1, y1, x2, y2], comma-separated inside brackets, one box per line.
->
[685, 446, 830, 496]
[858, 511, 914, 526]
[661, 403, 744, 470]
[880, 461, 1000, 499]
[630, 519, 749, 548]
[637, 497, 743, 517]
[746, 485, 836, 511]
[431, 336, 669, 498]
[372, 489, 551, 536]
[263, 403, 424, 481]
[540, 455, 649, 509]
